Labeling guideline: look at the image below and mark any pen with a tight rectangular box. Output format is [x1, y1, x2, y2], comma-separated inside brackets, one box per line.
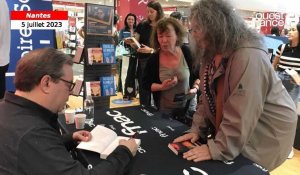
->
[131, 131, 139, 139]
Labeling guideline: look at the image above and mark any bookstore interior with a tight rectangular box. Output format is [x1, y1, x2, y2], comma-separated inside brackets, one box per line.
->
[50, 0, 300, 108]
[3, 0, 300, 175]
[53, 1, 299, 175]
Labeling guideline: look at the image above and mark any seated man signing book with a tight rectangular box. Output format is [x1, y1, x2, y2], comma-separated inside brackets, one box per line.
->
[77, 125, 141, 159]
[0, 48, 138, 175]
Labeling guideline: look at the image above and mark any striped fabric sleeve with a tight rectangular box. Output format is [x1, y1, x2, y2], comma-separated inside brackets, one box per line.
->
[275, 44, 283, 57]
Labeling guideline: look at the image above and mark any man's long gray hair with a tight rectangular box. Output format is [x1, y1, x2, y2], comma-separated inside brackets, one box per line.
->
[190, 0, 262, 65]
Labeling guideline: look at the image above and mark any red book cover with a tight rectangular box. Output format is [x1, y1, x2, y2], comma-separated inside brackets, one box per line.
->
[168, 141, 198, 156]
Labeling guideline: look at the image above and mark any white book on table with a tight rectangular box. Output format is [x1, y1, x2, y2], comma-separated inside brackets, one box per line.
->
[77, 125, 141, 159]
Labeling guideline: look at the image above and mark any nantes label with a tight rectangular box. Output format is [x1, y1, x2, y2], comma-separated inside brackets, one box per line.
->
[11, 11, 68, 30]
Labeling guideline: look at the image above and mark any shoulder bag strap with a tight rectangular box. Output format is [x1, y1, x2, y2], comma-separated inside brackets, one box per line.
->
[214, 55, 225, 132]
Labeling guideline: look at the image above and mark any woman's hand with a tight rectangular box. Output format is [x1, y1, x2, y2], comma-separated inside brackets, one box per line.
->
[137, 44, 153, 54]
[124, 38, 133, 45]
[72, 130, 92, 142]
[124, 38, 139, 49]
[174, 133, 211, 162]
[183, 144, 212, 162]
[119, 139, 138, 156]
[173, 132, 199, 143]
[189, 88, 197, 94]
[190, 79, 200, 94]
[160, 76, 178, 91]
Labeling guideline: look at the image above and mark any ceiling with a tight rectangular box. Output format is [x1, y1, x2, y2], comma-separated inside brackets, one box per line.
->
[52, 0, 300, 13]
[230, 0, 300, 13]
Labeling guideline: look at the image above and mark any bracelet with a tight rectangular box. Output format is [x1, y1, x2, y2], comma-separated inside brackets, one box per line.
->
[150, 48, 154, 54]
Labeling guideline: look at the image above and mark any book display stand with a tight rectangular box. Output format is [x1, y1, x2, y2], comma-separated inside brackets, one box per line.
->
[65, 14, 78, 56]
[81, 3, 116, 109]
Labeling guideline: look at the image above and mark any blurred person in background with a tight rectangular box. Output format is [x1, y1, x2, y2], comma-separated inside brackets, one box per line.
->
[273, 23, 300, 106]
[0, 0, 10, 99]
[126, 0, 164, 106]
[173, 0, 297, 171]
[271, 26, 280, 36]
[113, 14, 120, 45]
[272, 23, 300, 158]
[170, 11, 182, 21]
[119, 13, 137, 41]
[281, 28, 289, 37]
[170, 11, 189, 46]
[118, 13, 138, 100]
[78, 25, 85, 39]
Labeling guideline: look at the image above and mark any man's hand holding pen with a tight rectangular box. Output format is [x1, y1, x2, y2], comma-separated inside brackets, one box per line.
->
[72, 130, 92, 142]
[119, 132, 139, 156]
[130, 131, 139, 139]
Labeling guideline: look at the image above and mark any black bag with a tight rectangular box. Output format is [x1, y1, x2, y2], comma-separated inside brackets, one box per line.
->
[123, 54, 138, 99]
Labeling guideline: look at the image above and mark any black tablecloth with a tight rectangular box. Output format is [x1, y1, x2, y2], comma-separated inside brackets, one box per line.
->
[58, 106, 269, 175]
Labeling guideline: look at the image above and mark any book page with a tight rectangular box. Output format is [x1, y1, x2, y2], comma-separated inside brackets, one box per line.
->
[126, 37, 141, 48]
[101, 136, 141, 159]
[77, 125, 117, 154]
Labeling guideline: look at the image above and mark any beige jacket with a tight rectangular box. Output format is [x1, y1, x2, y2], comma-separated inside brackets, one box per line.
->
[191, 41, 298, 171]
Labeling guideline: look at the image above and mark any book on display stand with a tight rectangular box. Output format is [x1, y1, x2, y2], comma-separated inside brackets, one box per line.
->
[87, 48, 103, 65]
[102, 44, 115, 63]
[85, 81, 101, 97]
[100, 75, 115, 96]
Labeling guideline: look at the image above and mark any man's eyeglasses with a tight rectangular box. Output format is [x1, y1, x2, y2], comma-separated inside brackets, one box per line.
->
[189, 25, 202, 34]
[50, 75, 75, 91]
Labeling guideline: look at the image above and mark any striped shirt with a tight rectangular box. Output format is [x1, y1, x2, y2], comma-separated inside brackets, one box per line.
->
[276, 43, 300, 72]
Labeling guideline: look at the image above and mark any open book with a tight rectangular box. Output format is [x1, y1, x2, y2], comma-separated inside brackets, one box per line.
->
[77, 125, 141, 159]
[125, 37, 141, 48]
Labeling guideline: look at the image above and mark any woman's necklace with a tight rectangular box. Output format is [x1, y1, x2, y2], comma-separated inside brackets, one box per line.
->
[203, 63, 216, 116]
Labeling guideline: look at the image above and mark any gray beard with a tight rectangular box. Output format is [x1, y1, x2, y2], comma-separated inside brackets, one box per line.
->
[189, 37, 214, 66]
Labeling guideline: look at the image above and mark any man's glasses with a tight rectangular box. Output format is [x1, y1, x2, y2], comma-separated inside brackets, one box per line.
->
[50, 75, 75, 91]
[189, 28, 201, 34]
[188, 25, 202, 34]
